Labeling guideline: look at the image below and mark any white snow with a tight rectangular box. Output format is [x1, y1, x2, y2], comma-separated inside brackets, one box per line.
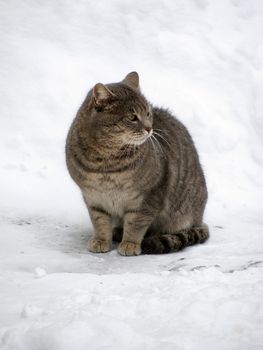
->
[0, 0, 263, 349]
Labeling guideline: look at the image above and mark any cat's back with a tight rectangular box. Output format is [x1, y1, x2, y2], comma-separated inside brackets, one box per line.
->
[153, 107, 196, 150]
[152, 106, 207, 194]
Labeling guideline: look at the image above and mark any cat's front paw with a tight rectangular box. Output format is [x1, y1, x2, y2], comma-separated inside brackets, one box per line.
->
[88, 238, 111, 253]
[118, 241, 141, 256]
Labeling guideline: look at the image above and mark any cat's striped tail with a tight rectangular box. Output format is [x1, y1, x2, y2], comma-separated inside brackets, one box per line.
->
[141, 224, 209, 254]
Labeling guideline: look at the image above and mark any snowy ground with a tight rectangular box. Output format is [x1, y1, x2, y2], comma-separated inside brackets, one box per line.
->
[0, 1, 263, 349]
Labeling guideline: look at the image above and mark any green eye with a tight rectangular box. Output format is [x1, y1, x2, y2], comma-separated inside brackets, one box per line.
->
[128, 114, 138, 122]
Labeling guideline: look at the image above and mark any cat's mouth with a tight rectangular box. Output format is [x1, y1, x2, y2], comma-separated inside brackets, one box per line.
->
[129, 130, 153, 146]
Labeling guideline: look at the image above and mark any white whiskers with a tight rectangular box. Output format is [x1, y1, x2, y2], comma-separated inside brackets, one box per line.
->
[153, 129, 171, 149]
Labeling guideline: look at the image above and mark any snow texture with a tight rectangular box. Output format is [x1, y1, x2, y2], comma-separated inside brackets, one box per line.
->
[0, 0, 263, 349]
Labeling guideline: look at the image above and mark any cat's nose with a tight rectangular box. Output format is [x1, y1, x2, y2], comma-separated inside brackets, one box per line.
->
[145, 127, 152, 133]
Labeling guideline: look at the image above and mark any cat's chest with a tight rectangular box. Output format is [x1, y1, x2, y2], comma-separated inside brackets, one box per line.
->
[83, 172, 142, 216]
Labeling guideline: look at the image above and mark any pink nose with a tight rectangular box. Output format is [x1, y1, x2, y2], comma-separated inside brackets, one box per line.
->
[145, 127, 152, 133]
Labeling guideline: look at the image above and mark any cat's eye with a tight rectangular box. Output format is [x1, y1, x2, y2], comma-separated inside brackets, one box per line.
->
[128, 114, 138, 122]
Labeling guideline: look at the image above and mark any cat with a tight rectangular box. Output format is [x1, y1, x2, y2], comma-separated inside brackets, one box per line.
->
[66, 72, 209, 256]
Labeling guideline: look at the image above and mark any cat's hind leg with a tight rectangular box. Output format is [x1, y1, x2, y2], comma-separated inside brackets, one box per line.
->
[141, 224, 209, 254]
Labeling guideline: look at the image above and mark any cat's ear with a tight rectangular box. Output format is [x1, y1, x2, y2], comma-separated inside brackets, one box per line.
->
[122, 71, 140, 90]
[92, 83, 115, 105]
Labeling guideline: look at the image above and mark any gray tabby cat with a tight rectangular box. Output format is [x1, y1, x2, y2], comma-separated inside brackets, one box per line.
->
[66, 72, 209, 256]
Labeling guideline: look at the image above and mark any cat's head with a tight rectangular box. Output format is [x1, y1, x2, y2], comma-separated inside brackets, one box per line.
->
[88, 72, 153, 147]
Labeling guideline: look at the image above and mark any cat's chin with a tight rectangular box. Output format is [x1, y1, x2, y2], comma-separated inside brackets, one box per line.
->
[129, 132, 152, 146]
[130, 136, 149, 146]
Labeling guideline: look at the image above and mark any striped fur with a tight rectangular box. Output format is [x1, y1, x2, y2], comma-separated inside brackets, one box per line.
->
[141, 224, 209, 254]
[66, 72, 209, 255]
[113, 225, 209, 254]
